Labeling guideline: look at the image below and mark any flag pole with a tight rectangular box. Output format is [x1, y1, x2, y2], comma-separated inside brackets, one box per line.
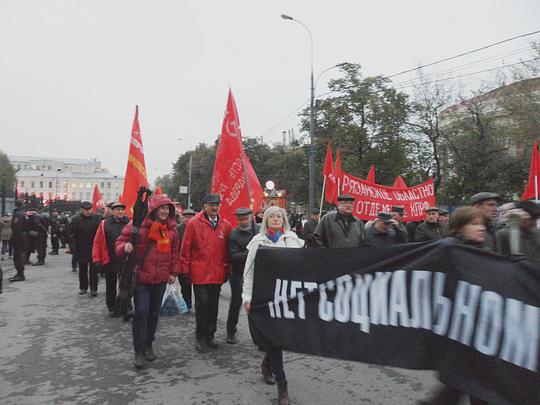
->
[319, 175, 327, 215]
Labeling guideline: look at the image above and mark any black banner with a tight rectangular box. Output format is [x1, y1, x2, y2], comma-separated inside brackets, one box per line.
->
[249, 240, 540, 405]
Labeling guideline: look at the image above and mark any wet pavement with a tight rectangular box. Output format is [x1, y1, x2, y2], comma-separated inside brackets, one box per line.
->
[0, 250, 442, 404]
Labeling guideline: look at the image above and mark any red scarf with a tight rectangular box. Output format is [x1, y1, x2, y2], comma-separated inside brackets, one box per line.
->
[148, 221, 171, 253]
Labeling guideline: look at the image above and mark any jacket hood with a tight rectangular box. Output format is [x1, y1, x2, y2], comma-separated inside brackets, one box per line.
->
[148, 195, 176, 219]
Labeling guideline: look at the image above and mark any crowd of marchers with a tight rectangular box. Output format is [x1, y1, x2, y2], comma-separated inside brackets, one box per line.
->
[1, 190, 539, 405]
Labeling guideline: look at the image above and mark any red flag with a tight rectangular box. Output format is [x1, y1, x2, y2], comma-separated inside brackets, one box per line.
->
[366, 164, 375, 183]
[155, 186, 163, 195]
[393, 175, 408, 188]
[92, 184, 103, 211]
[522, 140, 540, 200]
[211, 90, 264, 227]
[120, 105, 149, 217]
[323, 142, 336, 204]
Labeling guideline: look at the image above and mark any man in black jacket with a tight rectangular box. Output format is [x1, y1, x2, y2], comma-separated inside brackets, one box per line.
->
[26, 211, 48, 266]
[9, 200, 29, 282]
[301, 208, 324, 248]
[226, 207, 258, 344]
[69, 201, 101, 296]
[93, 202, 130, 314]
[49, 209, 62, 255]
[470, 192, 501, 251]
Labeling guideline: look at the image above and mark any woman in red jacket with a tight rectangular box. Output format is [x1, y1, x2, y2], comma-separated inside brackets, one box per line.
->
[115, 195, 180, 369]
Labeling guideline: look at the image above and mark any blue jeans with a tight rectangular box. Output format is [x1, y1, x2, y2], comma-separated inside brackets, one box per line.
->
[132, 282, 166, 352]
[226, 272, 244, 335]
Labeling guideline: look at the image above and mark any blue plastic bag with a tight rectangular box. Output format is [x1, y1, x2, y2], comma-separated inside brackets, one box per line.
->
[160, 285, 189, 316]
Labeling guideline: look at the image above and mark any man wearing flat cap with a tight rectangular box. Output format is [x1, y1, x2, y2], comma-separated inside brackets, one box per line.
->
[180, 193, 232, 353]
[390, 206, 409, 243]
[497, 200, 540, 261]
[301, 208, 325, 248]
[314, 195, 367, 248]
[366, 212, 408, 246]
[69, 201, 102, 296]
[415, 207, 449, 242]
[225, 207, 259, 344]
[177, 208, 196, 310]
[469, 192, 501, 251]
[92, 202, 130, 315]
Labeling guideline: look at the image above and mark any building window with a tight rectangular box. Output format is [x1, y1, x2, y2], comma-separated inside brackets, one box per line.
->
[47, 166, 51, 170]
[48, 181, 53, 188]
[21, 181, 25, 187]
[79, 182, 84, 189]
[101, 182, 104, 189]
[86, 182, 91, 189]
[31, 181, 35, 188]
[39, 181, 43, 188]
[107, 182, 111, 189]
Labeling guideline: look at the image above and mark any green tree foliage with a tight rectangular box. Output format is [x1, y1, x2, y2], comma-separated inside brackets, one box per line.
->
[300, 64, 414, 188]
[0, 150, 16, 196]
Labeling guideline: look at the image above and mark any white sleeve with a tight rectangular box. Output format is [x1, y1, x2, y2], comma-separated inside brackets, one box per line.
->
[242, 243, 260, 304]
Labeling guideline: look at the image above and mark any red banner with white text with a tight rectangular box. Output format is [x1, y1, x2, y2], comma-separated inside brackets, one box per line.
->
[340, 172, 436, 221]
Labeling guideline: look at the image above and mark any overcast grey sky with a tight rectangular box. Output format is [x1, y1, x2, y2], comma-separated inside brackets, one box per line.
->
[1, 0, 539, 184]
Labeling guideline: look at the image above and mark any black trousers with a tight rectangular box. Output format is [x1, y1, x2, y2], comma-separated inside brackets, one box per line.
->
[79, 262, 98, 292]
[12, 240, 26, 274]
[178, 274, 192, 309]
[193, 284, 221, 339]
[105, 267, 119, 311]
[35, 235, 47, 262]
[226, 272, 243, 335]
[51, 235, 59, 252]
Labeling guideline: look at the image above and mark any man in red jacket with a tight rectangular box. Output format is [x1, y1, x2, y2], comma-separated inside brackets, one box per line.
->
[115, 195, 180, 369]
[180, 193, 232, 353]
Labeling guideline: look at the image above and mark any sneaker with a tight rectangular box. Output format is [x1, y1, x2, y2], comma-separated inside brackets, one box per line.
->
[206, 337, 219, 349]
[134, 351, 145, 369]
[49, 251, 59, 255]
[32, 261, 45, 266]
[90, 291, 98, 297]
[144, 346, 157, 361]
[79, 289, 87, 295]
[226, 334, 236, 344]
[9, 274, 25, 282]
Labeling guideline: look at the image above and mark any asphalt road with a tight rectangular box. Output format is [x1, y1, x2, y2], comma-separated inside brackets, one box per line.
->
[0, 249, 444, 405]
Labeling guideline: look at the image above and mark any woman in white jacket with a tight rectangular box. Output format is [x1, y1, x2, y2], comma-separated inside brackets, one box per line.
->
[242, 205, 304, 405]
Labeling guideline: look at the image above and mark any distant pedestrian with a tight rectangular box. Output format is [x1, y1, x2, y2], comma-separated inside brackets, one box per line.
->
[226, 207, 259, 344]
[26, 211, 48, 266]
[176, 208, 196, 310]
[115, 195, 179, 369]
[69, 201, 101, 296]
[242, 206, 304, 405]
[415, 207, 448, 242]
[0, 212, 13, 260]
[180, 194, 232, 354]
[49, 209, 62, 255]
[8, 200, 28, 282]
[314, 194, 367, 248]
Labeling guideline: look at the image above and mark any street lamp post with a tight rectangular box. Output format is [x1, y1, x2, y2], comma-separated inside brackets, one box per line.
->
[281, 14, 348, 211]
[281, 13, 315, 212]
[178, 138, 194, 209]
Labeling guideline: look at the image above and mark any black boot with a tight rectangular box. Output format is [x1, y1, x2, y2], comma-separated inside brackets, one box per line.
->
[32, 261, 44, 266]
[277, 380, 289, 405]
[9, 273, 26, 282]
[144, 345, 157, 361]
[195, 336, 206, 353]
[206, 337, 218, 349]
[134, 351, 145, 369]
[261, 357, 275, 385]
